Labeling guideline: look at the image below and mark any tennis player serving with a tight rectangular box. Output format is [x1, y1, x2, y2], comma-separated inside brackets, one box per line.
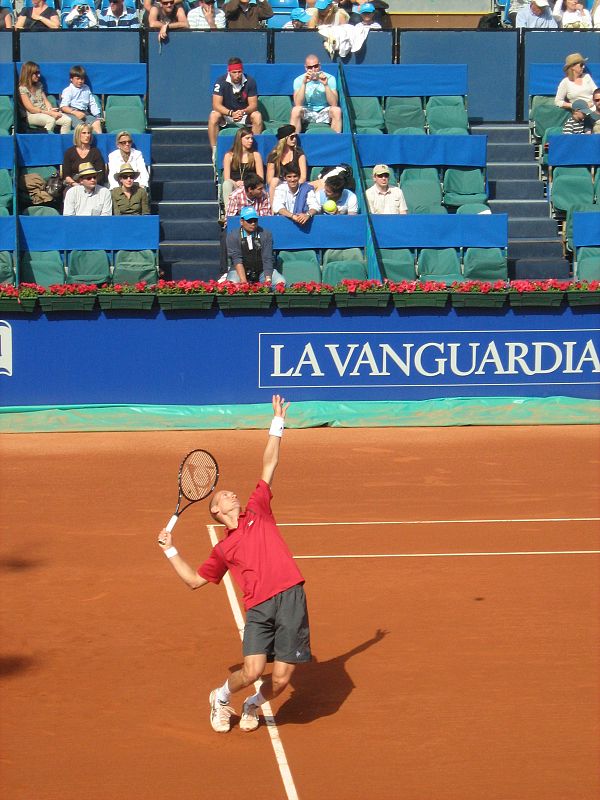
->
[157, 394, 311, 733]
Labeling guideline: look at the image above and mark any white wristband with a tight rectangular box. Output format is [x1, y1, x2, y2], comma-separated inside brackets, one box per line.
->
[269, 416, 284, 437]
[164, 546, 178, 559]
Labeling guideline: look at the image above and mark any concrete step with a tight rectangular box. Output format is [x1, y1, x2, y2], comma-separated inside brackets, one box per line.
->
[152, 200, 217, 219]
[152, 180, 217, 202]
[152, 163, 214, 181]
[508, 218, 559, 238]
[508, 239, 564, 259]
[510, 258, 571, 280]
[160, 241, 222, 263]
[487, 142, 536, 163]
[152, 142, 213, 163]
[166, 261, 223, 282]
[150, 125, 208, 146]
[488, 179, 545, 201]
[487, 162, 539, 181]
[160, 219, 221, 241]
[471, 124, 530, 144]
[489, 199, 550, 218]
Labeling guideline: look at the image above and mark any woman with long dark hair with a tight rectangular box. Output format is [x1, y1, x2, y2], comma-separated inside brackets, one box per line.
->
[221, 127, 264, 208]
[18, 62, 71, 134]
[265, 125, 307, 204]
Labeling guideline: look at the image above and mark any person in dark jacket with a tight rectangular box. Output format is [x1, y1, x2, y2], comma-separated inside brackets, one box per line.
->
[225, 0, 273, 30]
[224, 206, 285, 285]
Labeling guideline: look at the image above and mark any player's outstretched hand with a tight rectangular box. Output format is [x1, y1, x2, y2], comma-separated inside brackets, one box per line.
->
[157, 527, 173, 550]
[272, 393, 290, 419]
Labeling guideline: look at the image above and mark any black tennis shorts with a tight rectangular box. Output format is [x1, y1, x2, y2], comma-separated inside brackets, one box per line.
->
[243, 584, 311, 664]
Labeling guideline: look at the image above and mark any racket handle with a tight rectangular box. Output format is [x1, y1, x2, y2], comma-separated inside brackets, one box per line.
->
[165, 514, 179, 533]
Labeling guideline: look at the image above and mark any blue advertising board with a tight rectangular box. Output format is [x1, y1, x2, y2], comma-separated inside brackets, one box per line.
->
[0, 309, 598, 406]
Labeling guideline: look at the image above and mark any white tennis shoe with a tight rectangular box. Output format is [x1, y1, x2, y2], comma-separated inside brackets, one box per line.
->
[239, 698, 260, 732]
[209, 689, 235, 733]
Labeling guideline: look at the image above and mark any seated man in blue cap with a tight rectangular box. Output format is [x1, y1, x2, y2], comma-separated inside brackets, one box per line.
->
[282, 7, 312, 28]
[224, 207, 285, 286]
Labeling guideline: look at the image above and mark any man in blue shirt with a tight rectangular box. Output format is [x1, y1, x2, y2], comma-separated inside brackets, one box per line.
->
[290, 54, 342, 133]
[515, 0, 558, 28]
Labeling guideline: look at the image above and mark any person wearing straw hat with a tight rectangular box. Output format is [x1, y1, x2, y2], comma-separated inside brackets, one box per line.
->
[111, 163, 150, 216]
[63, 162, 112, 217]
[515, 0, 557, 27]
[555, 53, 597, 111]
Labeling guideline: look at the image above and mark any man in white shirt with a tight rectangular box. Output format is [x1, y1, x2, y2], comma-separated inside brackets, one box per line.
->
[273, 165, 320, 226]
[365, 164, 407, 215]
[188, 0, 226, 29]
[515, 0, 558, 28]
[63, 162, 112, 216]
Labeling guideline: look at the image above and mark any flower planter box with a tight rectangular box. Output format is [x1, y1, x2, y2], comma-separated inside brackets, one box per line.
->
[334, 292, 390, 308]
[508, 292, 564, 308]
[0, 297, 37, 313]
[392, 292, 449, 308]
[39, 295, 97, 312]
[216, 294, 273, 310]
[276, 293, 333, 310]
[451, 292, 508, 309]
[99, 293, 156, 311]
[157, 294, 215, 311]
[567, 291, 600, 307]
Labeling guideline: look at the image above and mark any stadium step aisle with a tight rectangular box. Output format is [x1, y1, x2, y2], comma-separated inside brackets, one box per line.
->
[475, 123, 568, 279]
[150, 125, 221, 281]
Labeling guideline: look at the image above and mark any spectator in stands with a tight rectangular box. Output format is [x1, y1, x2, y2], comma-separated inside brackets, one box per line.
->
[266, 124, 307, 204]
[108, 131, 150, 190]
[562, 100, 595, 134]
[63, 124, 106, 190]
[592, 0, 600, 27]
[209, 58, 263, 150]
[282, 8, 312, 28]
[351, 3, 382, 31]
[0, 4, 13, 29]
[306, 0, 349, 28]
[18, 62, 71, 135]
[226, 172, 271, 217]
[365, 164, 407, 215]
[62, 3, 99, 29]
[515, 0, 557, 27]
[225, 0, 273, 30]
[347, 0, 391, 28]
[555, 53, 597, 112]
[63, 162, 112, 216]
[99, 0, 141, 29]
[291, 55, 342, 133]
[316, 173, 358, 215]
[60, 66, 103, 135]
[224, 207, 284, 286]
[15, 0, 60, 31]
[273, 164, 320, 226]
[592, 89, 600, 132]
[507, 0, 527, 26]
[111, 164, 150, 215]
[222, 127, 264, 210]
[188, 0, 226, 28]
[553, 0, 592, 27]
[147, 0, 189, 41]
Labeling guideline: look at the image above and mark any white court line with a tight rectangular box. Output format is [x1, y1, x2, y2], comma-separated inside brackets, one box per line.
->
[277, 517, 600, 527]
[295, 550, 600, 560]
[207, 525, 299, 800]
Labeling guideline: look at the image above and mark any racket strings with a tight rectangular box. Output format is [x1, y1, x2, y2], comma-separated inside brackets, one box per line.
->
[180, 451, 218, 500]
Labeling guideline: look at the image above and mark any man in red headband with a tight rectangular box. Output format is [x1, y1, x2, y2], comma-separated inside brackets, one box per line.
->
[209, 57, 263, 152]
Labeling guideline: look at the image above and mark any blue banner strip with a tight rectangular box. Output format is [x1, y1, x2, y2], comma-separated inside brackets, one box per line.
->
[225, 215, 367, 249]
[547, 135, 600, 166]
[210, 63, 339, 97]
[343, 64, 468, 97]
[15, 63, 147, 96]
[18, 215, 160, 251]
[573, 211, 600, 247]
[16, 133, 152, 165]
[529, 63, 600, 97]
[371, 214, 508, 249]
[356, 134, 487, 168]
[0, 135, 14, 169]
[0, 215, 16, 251]
[0, 62, 13, 95]
[216, 133, 353, 170]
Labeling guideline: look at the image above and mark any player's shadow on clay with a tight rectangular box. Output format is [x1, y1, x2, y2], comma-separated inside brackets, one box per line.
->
[274, 627, 388, 725]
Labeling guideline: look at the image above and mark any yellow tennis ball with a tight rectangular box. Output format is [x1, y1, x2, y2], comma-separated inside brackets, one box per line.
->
[323, 200, 337, 213]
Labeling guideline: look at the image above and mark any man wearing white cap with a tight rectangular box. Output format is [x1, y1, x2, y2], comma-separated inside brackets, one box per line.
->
[365, 165, 407, 215]
[515, 0, 557, 28]
[63, 162, 112, 216]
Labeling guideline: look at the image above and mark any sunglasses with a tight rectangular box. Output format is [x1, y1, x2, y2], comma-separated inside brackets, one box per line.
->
[306, 64, 321, 70]
[119, 139, 132, 144]
[376, 173, 390, 178]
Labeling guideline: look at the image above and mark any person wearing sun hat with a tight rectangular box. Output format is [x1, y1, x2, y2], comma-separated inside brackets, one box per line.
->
[282, 7, 312, 29]
[555, 53, 597, 111]
[63, 161, 112, 216]
[224, 206, 285, 286]
[515, 0, 557, 27]
[111, 163, 150, 216]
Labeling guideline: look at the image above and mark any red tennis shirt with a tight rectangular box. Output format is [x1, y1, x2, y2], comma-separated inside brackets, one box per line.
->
[197, 480, 304, 610]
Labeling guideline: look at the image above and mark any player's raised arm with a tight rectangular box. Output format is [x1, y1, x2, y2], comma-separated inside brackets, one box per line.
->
[157, 528, 209, 590]
[261, 394, 290, 487]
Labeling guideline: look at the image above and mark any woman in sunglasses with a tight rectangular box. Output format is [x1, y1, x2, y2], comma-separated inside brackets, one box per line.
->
[107, 131, 150, 190]
[265, 124, 307, 205]
[18, 62, 71, 134]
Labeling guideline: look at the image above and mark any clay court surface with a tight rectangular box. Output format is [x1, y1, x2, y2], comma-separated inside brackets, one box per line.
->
[1, 424, 599, 800]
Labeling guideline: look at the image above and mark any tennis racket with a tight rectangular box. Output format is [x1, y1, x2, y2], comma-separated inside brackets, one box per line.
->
[165, 449, 219, 532]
